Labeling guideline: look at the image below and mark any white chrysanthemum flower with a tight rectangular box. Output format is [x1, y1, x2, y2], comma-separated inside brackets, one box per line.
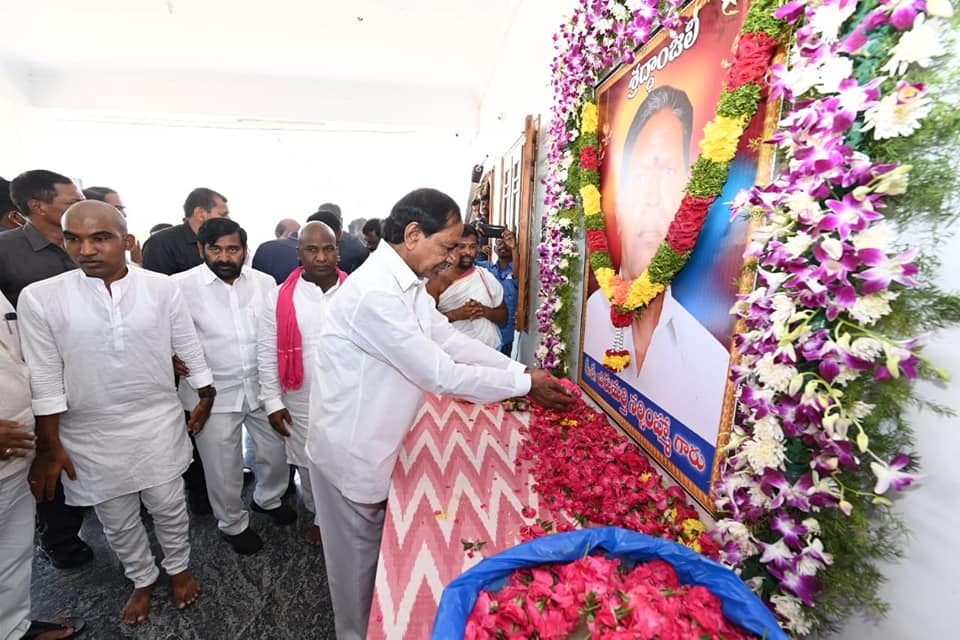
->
[849, 291, 898, 325]
[771, 595, 812, 634]
[742, 436, 787, 473]
[850, 336, 883, 360]
[753, 414, 785, 442]
[769, 294, 796, 329]
[755, 352, 798, 393]
[881, 15, 945, 76]
[609, 3, 628, 21]
[747, 483, 774, 508]
[850, 401, 875, 420]
[863, 84, 933, 140]
[808, 2, 857, 42]
[815, 54, 854, 94]
[783, 231, 814, 257]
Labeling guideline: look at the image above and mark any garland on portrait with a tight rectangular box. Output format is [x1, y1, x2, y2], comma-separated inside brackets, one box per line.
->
[576, 0, 786, 372]
[536, 0, 960, 636]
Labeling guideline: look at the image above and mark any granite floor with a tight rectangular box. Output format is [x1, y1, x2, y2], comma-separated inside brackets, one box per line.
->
[28, 475, 336, 640]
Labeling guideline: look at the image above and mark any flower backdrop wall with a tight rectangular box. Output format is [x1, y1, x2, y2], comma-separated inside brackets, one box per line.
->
[534, 0, 960, 635]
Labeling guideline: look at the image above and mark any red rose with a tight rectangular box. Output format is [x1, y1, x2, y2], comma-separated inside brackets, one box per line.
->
[580, 146, 599, 170]
[728, 32, 778, 90]
[586, 229, 608, 252]
[610, 306, 633, 328]
[666, 194, 715, 253]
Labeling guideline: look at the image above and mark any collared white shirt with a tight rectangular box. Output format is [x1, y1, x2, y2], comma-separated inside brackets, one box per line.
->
[258, 275, 341, 467]
[306, 243, 531, 503]
[17, 267, 214, 505]
[583, 287, 731, 445]
[173, 264, 274, 413]
[0, 295, 33, 481]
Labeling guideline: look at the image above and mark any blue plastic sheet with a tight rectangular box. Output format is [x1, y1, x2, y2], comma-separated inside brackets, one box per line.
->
[432, 527, 788, 640]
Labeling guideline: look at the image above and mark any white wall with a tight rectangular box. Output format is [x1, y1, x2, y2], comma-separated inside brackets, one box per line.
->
[834, 231, 960, 639]
[19, 110, 472, 247]
[0, 64, 29, 176]
[470, 0, 578, 367]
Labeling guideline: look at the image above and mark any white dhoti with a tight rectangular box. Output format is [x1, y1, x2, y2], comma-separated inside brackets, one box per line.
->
[436, 267, 504, 349]
[283, 387, 316, 519]
[195, 401, 288, 534]
[92, 477, 190, 588]
[0, 468, 33, 640]
[308, 465, 385, 640]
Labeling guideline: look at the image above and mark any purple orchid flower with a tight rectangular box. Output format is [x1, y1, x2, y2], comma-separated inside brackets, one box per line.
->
[870, 453, 924, 493]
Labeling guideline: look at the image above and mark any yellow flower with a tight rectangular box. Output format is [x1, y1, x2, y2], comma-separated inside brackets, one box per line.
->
[581, 102, 598, 134]
[624, 271, 665, 309]
[580, 184, 602, 216]
[682, 518, 706, 538]
[603, 352, 631, 372]
[699, 114, 749, 163]
[594, 267, 616, 297]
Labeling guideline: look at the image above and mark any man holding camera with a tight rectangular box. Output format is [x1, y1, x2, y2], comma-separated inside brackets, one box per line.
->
[429, 225, 506, 350]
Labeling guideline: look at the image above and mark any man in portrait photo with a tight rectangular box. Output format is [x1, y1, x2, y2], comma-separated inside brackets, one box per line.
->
[583, 85, 731, 446]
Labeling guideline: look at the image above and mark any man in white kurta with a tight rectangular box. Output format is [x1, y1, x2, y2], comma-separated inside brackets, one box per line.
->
[173, 218, 293, 555]
[305, 188, 575, 640]
[434, 225, 506, 349]
[258, 221, 344, 545]
[18, 201, 209, 624]
[1, 294, 84, 639]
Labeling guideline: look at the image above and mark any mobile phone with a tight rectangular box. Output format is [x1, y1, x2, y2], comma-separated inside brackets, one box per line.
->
[480, 223, 506, 239]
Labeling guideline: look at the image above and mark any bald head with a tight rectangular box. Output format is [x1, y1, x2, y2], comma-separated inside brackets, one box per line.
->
[63, 200, 128, 236]
[61, 200, 133, 285]
[297, 221, 340, 289]
[275, 218, 300, 238]
[298, 221, 336, 247]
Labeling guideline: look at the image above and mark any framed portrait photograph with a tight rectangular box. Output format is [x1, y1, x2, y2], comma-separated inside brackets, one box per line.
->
[578, 0, 781, 508]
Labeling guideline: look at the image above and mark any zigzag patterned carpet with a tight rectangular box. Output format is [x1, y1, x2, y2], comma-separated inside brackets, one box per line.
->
[368, 394, 547, 639]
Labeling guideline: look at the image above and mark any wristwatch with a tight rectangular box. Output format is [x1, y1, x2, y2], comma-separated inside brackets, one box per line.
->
[197, 386, 217, 399]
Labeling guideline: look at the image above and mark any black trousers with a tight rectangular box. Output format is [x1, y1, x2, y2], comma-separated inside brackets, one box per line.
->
[36, 479, 86, 550]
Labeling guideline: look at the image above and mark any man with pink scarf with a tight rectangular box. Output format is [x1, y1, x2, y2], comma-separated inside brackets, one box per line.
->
[257, 221, 346, 545]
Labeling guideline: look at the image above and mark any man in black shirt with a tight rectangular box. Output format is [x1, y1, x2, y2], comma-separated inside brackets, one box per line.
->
[141, 187, 229, 515]
[312, 203, 368, 273]
[0, 170, 92, 570]
[142, 187, 229, 274]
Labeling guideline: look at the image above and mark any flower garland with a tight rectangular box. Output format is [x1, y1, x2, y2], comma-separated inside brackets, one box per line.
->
[577, 0, 785, 372]
[536, 0, 687, 375]
[709, 0, 958, 635]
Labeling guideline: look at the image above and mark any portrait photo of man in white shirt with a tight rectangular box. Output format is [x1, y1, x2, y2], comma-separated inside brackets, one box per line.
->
[582, 85, 731, 446]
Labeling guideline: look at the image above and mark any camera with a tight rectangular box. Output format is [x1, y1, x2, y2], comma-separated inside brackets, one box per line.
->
[477, 222, 506, 239]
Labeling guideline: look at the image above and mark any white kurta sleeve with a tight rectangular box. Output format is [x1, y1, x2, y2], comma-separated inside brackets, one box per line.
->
[257, 288, 285, 415]
[17, 289, 68, 416]
[169, 284, 214, 389]
[347, 291, 530, 403]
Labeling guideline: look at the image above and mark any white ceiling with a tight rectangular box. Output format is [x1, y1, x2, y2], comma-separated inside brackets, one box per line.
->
[0, 0, 526, 126]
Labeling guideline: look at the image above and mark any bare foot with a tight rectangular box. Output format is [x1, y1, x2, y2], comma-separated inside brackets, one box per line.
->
[121, 584, 155, 625]
[304, 524, 322, 546]
[170, 570, 201, 609]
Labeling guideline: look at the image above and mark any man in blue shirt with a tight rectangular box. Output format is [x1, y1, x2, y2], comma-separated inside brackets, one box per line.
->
[476, 229, 518, 356]
[252, 219, 301, 284]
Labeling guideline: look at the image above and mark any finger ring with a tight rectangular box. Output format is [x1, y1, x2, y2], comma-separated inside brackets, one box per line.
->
[2, 447, 11, 457]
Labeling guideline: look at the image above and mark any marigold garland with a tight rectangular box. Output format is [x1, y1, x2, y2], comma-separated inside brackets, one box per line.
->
[575, 0, 788, 372]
